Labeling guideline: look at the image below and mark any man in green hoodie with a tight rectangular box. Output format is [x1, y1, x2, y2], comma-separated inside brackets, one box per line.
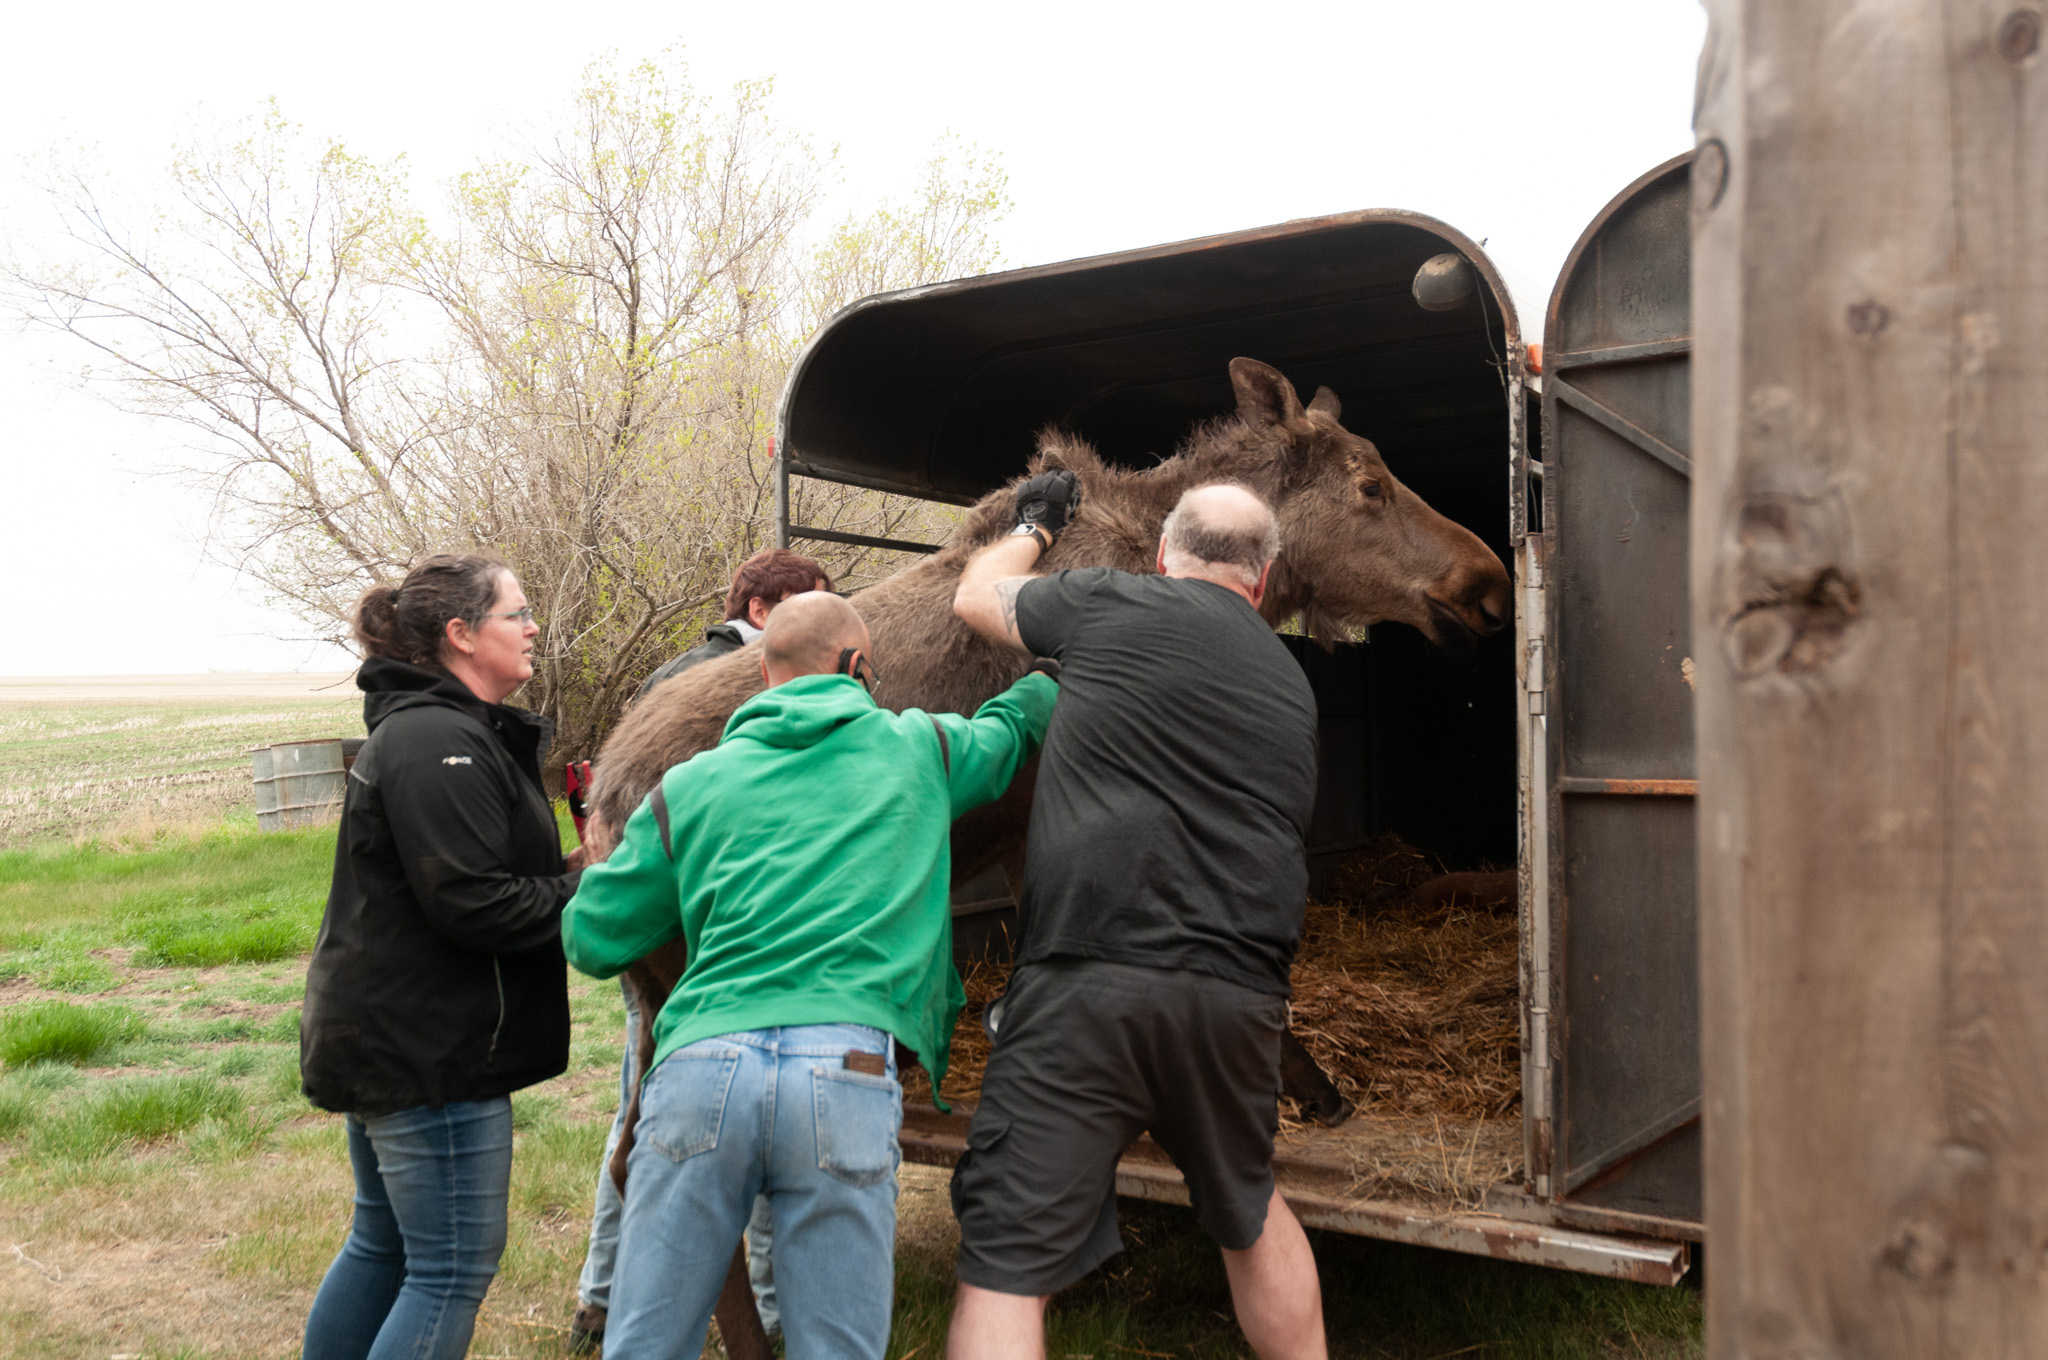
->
[561, 591, 1056, 1360]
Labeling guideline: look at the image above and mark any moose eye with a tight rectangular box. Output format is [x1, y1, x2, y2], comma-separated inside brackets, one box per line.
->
[1362, 481, 1384, 501]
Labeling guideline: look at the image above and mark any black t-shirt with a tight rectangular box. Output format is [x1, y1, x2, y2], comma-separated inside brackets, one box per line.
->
[1014, 568, 1319, 995]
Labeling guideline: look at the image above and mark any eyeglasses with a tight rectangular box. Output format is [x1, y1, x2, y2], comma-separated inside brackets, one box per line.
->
[477, 607, 536, 625]
[837, 648, 880, 690]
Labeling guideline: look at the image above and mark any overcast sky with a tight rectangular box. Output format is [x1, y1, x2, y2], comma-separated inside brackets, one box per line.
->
[0, 0, 1706, 676]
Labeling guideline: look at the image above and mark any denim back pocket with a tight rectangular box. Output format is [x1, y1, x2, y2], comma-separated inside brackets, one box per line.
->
[642, 1048, 740, 1163]
[811, 1065, 902, 1188]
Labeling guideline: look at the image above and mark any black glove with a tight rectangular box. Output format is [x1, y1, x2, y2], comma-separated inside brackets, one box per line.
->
[1013, 470, 1081, 545]
[1027, 657, 1061, 684]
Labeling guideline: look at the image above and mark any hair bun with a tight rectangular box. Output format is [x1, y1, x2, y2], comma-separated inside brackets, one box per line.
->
[352, 584, 403, 659]
[349, 556, 511, 667]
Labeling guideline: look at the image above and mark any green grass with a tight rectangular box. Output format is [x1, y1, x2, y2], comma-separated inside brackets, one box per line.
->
[0, 1084, 42, 1138]
[0, 818, 336, 953]
[83, 1074, 243, 1142]
[29, 1074, 244, 1161]
[510, 1088, 564, 1130]
[130, 907, 315, 967]
[0, 762, 1699, 1357]
[260, 1006, 303, 1043]
[0, 999, 145, 1066]
[0, 927, 123, 992]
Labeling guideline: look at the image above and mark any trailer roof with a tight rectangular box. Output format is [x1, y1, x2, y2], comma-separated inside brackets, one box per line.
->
[776, 210, 1522, 506]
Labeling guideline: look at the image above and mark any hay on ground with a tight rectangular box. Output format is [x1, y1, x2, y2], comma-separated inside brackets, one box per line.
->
[905, 836, 1522, 1130]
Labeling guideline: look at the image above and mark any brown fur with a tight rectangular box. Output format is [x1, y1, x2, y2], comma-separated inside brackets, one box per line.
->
[592, 358, 1513, 1170]
[590, 358, 1509, 839]
[1390, 869, 1519, 916]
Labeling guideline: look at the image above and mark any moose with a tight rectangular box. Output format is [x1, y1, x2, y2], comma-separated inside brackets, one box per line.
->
[582, 356, 1510, 1356]
[588, 351, 1509, 1139]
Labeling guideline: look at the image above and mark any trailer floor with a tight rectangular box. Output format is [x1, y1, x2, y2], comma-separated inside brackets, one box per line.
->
[901, 1102, 1685, 1285]
[1274, 1109, 1521, 1210]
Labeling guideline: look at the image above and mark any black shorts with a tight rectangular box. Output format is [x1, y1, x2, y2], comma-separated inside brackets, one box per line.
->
[950, 958, 1287, 1296]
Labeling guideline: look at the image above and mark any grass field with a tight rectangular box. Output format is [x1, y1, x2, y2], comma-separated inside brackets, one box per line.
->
[0, 693, 1703, 1359]
[0, 691, 361, 847]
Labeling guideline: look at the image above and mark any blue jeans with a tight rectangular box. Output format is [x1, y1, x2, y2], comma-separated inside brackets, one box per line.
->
[575, 984, 781, 1329]
[303, 1098, 513, 1360]
[605, 1025, 902, 1360]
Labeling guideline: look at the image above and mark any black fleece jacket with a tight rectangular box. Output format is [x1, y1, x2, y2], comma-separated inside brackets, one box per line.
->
[631, 621, 748, 704]
[300, 657, 578, 1115]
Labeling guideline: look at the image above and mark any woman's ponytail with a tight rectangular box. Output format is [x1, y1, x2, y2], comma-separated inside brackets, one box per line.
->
[352, 584, 406, 660]
[351, 555, 510, 669]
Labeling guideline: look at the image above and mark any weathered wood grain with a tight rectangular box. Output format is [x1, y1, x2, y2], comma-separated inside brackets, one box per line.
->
[1694, 2, 2048, 1355]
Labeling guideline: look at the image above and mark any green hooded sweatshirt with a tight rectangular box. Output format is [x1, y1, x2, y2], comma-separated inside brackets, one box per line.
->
[561, 672, 1055, 1103]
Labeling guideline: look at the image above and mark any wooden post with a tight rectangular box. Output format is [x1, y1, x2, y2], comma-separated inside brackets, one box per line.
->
[1694, 1, 2048, 1355]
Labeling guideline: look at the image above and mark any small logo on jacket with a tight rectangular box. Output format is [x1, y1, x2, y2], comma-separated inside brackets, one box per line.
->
[442, 756, 473, 765]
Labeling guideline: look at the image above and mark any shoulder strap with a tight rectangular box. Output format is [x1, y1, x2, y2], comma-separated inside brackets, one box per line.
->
[929, 716, 950, 777]
[649, 784, 675, 861]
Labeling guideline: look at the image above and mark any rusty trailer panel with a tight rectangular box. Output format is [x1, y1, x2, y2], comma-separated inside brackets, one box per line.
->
[901, 1106, 1688, 1287]
[1555, 777, 1698, 796]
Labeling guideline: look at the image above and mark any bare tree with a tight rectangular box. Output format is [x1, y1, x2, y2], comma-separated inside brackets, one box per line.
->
[10, 55, 1008, 763]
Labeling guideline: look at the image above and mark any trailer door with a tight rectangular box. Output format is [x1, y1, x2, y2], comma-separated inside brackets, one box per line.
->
[1536, 153, 1700, 1234]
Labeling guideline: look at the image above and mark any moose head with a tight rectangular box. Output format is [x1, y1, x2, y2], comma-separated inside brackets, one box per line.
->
[1214, 357, 1511, 652]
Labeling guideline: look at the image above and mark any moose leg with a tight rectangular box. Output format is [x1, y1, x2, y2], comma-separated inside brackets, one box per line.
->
[1279, 1027, 1355, 1127]
[608, 942, 693, 1193]
[713, 1243, 774, 1360]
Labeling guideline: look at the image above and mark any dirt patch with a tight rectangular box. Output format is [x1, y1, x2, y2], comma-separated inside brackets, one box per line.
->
[0, 1148, 348, 1360]
[2, 1234, 313, 1359]
[0, 963, 306, 1041]
[0, 1146, 964, 1360]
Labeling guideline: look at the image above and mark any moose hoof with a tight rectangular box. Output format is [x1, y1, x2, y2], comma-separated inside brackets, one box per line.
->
[1277, 1025, 1355, 1128]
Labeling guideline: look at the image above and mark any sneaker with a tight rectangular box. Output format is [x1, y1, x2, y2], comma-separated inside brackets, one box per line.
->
[568, 1303, 606, 1356]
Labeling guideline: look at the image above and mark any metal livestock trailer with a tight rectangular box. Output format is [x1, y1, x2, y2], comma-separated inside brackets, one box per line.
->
[771, 154, 1699, 1284]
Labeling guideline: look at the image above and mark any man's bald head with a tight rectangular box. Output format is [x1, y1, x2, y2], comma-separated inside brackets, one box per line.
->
[760, 590, 873, 685]
[1159, 483, 1282, 590]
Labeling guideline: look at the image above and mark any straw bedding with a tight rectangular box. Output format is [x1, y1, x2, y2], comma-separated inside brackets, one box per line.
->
[904, 836, 1522, 1129]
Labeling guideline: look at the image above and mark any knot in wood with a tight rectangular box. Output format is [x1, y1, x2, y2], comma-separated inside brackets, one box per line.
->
[1846, 300, 1890, 336]
[1998, 9, 2041, 61]
[1719, 493, 1860, 677]
[1724, 567, 1860, 677]
[1880, 1142, 1992, 1289]
[1883, 1218, 1957, 1284]
[1693, 139, 1729, 215]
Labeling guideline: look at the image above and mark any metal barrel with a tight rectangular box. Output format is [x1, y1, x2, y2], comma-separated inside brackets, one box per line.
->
[251, 739, 352, 831]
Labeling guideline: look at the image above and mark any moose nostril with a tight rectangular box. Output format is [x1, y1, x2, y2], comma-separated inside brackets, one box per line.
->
[1480, 599, 1506, 631]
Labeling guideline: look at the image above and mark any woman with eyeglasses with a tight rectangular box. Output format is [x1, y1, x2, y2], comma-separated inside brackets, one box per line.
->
[300, 553, 584, 1360]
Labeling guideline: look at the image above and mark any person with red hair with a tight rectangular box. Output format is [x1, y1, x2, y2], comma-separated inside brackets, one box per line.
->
[633, 549, 833, 704]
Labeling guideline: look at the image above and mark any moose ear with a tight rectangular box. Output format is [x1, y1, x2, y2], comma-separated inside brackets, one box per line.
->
[1307, 386, 1342, 421]
[1229, 358, 1307, 434]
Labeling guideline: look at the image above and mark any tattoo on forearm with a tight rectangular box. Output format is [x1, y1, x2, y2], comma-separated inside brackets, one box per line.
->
[996, 579, 1024, 638]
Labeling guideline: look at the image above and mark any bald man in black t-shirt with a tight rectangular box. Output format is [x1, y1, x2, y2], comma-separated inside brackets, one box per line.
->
[947, 477, 1326, 1360]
